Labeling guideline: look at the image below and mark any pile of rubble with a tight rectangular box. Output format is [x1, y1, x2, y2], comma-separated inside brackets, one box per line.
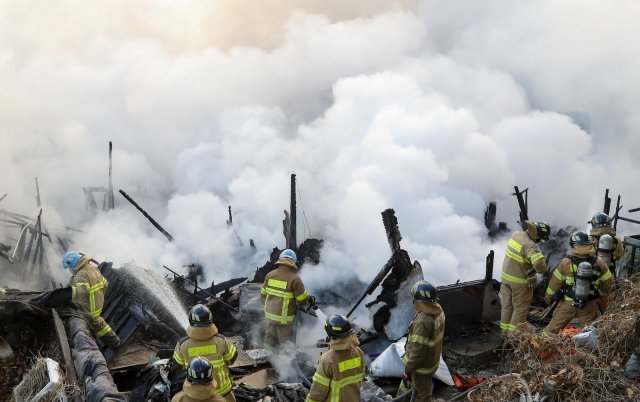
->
[471, 274, 640, 401]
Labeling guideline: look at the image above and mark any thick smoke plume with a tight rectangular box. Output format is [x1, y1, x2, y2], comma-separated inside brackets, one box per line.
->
[1, 1, 639, 296]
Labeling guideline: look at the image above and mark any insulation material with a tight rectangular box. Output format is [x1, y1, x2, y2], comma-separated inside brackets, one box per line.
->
[369, 337, 454, 386]
[240, 283, 264, 316]
[13, 358, 67, 402]
[382, 264, 424, 340]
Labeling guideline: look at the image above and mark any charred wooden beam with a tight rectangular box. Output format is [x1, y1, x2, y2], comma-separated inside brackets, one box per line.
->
[52, 308, 79, 387]
[289, 173, 297, 250]
[108, 141, 115, 210]
[35, 177, 42, 208]
[485, 250, 494, 282]
[513, 186, 529, 229]
[603, 188, 612, 215]
[119, 190, 173, 242]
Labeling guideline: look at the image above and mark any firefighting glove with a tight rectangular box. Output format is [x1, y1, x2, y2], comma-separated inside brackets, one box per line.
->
[553, 290, 563, 302]
[402, 372, 412, 387]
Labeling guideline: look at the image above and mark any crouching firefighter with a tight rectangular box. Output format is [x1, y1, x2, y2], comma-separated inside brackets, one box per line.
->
[306, 314, 364, 402]
[63, 251, 121, 349]
[173, 304, 238, 402]
[400, 281, 445, 402]
[500, 220, 550, 333]
[261, 249, 310, 351]
[543, 231, 613, 334]
[172, 357, 225, 402]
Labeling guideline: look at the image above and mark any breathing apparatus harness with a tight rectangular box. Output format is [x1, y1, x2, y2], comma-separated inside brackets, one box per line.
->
[563, 255, 602, 309]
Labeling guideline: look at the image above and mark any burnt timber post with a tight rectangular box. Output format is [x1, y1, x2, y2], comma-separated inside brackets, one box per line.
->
[603, 188, 611, 215]
[289, 173, 297, 250]
[108, 141, 114, 210]
[485, 250, 494, 282]
[35, 177, 41, 208]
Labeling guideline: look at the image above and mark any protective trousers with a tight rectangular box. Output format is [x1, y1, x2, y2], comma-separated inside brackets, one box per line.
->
[412, 373, 433, 402]
[91, 316, 121, 349]
[500, 283, 533, 333]
[264, 322, 294, 352]
[544, 300, 600, 334]
[223, 392, 236, 402]
[399, 374, 433, 402]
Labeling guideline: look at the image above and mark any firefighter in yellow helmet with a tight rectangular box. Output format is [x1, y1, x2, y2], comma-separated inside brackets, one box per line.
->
[500, 221, 549, 333]
[306, 314, 364, 402]
[63, 251, 121, 349]
[400, 280, 445, 402]
[172, 357, 225, 402]
[543, 231, 613, 334]
[173, 304, 238, 402]
[261, 249, 310, 351]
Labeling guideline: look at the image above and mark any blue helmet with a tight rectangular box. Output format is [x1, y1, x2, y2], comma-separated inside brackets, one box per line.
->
[590, 212, 612, 228]
[279, 249, 297, 263]
[62, 251, 82, 270]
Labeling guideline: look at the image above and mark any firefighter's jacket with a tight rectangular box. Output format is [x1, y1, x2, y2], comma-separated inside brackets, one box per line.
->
[173, 324, 238, 396]
[545, 245, 613, 303]
[590, 226, 624, 261]
[402, 302, 445, 376]
[69, 257, 109, 329]
[171, 380, 225, 402]
[306, 334, 365, 402]
[501, 230, 547, 287]
[261, 259, 309, 324]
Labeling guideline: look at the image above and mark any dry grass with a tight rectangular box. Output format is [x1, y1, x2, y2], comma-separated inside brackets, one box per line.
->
[471, 274, 640, 401]
[12, 357, 83, 402]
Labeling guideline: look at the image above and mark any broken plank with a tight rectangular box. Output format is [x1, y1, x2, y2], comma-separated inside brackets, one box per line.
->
[52, 308, 79, 385]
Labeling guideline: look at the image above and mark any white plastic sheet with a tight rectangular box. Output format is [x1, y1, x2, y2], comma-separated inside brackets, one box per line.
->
[369, 337, 454, 386]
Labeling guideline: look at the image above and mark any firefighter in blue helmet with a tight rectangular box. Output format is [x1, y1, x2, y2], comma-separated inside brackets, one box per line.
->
[63, 251, 121, 349]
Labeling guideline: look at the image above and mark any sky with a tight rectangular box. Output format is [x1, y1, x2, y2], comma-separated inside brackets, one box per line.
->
[1, 0, 639, 294]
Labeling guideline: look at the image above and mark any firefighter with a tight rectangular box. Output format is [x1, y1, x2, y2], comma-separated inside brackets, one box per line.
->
[172, 356, 225, 402]
[261, 249, 310, 351]
[306, 314, 364, 402]
[589, 212, 624, 273]
[400, 280, 445, 402]
[500, 221, 550, 333]
[173, 304, 238, 402]
[543, 231, 613, 334]
[63, 251, 121, 349]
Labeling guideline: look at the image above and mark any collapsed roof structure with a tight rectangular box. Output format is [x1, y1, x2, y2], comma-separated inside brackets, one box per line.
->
[3, 148, 640, 401]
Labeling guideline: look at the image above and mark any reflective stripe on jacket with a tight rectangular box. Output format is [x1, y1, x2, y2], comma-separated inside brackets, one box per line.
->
[501, 231, 547, 287]
[173, 325, 238, 396]
[545, 252, 612, 302]
[306, 334, 364, 402]
[261, 261, 308, 324]
[402, 302, 445, 376]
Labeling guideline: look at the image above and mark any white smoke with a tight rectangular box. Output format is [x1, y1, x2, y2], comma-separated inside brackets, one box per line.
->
[1, 1, 638, 295]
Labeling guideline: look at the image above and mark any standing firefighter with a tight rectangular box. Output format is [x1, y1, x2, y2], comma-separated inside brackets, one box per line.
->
[306, 314, 364, 402]
[63, 251, 121, 349]
[589, 212, 624, 274]
[173, 304, 238, 402]
[261, 249, 309, 351]
[543, 231, 613, 334]
[500, 221, 550, 333]
[400, 281, 445, 402]
[172, 357, 225, 402]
